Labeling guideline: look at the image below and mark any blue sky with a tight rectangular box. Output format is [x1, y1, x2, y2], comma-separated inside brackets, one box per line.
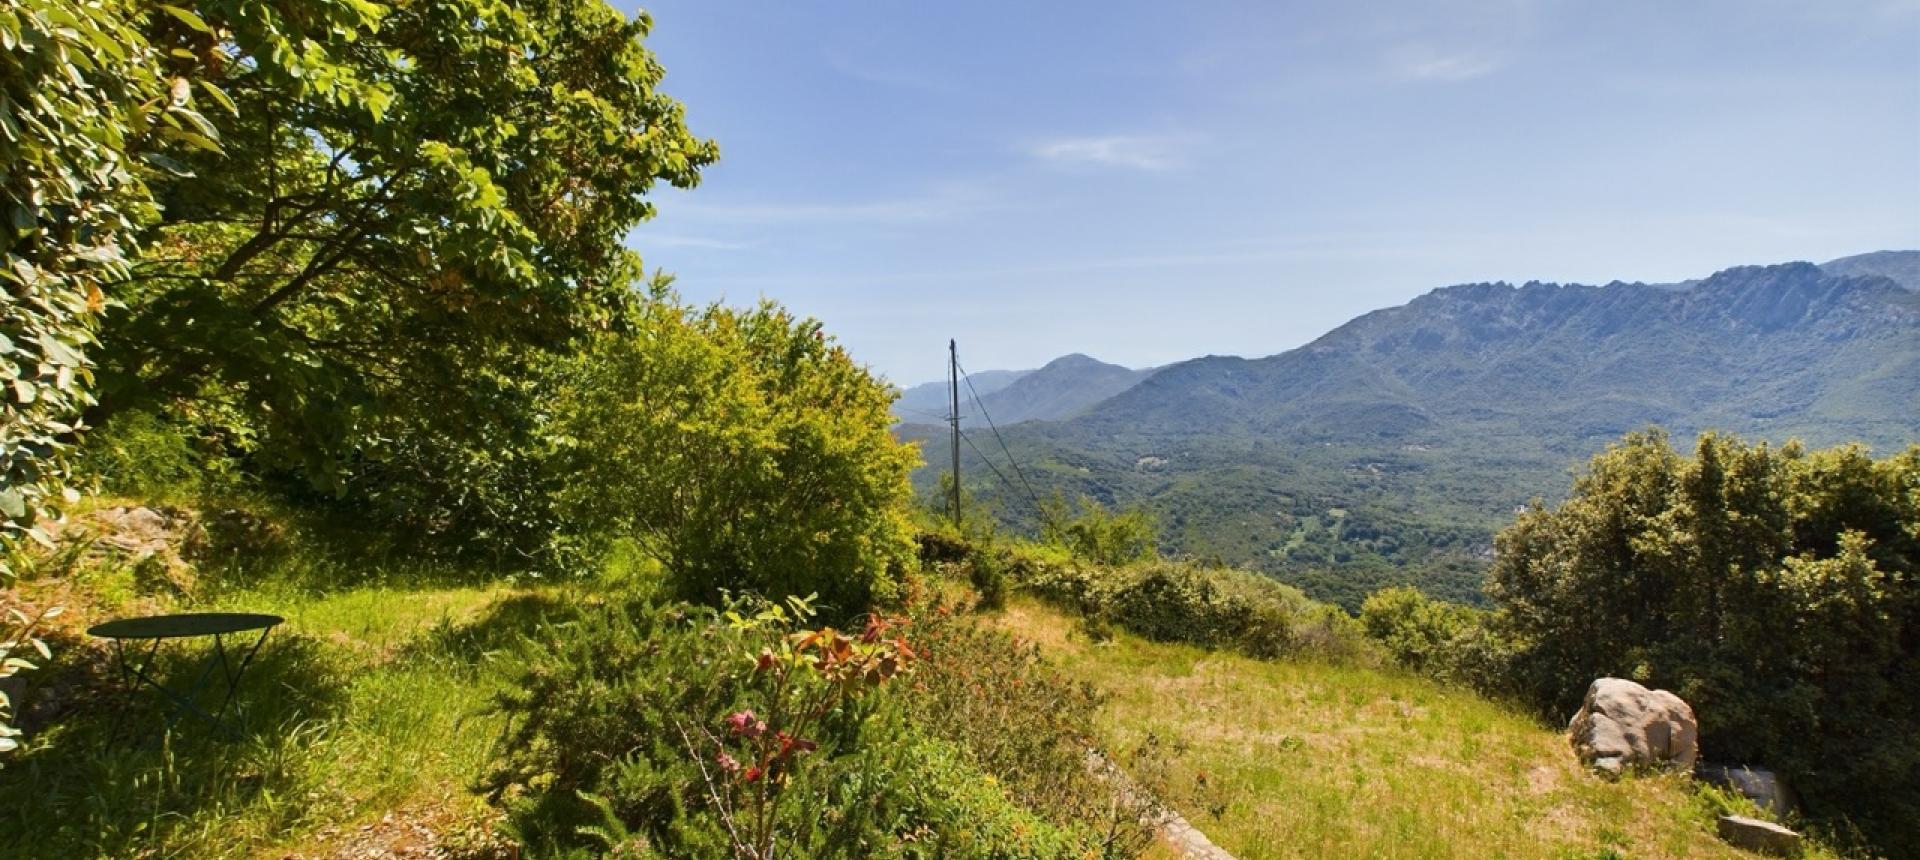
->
[622, 0, 1920, 387]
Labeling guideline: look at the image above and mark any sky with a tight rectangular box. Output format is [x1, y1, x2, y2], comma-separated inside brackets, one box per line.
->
[621, 0, 1920, 387]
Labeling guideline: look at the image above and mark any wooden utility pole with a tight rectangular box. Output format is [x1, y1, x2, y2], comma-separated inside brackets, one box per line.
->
[949, 338, 962, 528]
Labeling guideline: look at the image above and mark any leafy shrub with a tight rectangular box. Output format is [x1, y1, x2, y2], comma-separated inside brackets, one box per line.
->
[74, 409, 242, 502]
[484, 592, 1102, 859]
[914, 528, 973, 566]
[549, 297, 919, 615]
[967, 549, 1010, 611]
[1360, 586, 1477, 675]
[1488, 431, 1920, 853]
[1358, 586, 1517, 694]
[895, 595, 1144, 851]
[0, 604, 59, 759]
[1008, 550, 1367, 662]
[1040, 495, 1158, 566]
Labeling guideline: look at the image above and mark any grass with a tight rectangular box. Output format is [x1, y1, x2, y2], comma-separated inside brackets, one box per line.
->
[990, 598, 1838, 860]
[0, 542, 546, 860]
[0, 511, 1838, 860]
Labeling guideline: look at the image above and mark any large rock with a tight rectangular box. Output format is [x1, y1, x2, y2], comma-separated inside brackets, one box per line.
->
[1567, 678, 1698, 778]
[1697, 764, 1800, 817]
[1716, 815, 1802, 856]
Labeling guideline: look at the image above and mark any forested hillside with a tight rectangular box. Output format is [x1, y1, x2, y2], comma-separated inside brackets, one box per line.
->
[909, 256, 1920, 607]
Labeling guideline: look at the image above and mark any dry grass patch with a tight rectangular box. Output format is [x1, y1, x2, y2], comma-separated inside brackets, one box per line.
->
[990, 598, 1837, 860]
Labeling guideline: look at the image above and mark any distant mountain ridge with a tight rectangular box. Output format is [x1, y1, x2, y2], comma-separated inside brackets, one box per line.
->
[904, 251, 1920, 608]
[1071, 258, 1918, 448]
[893, 368, 1029, 423]
[893, 354, 1148, 427]
[1822, 249, 1920, 290]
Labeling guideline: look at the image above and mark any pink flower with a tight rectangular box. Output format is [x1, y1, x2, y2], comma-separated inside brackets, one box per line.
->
[724, 710, 767, 738]
[715, 752, 740, 773]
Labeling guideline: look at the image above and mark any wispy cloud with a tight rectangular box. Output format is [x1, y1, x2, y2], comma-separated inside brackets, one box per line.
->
[821, 49, 961, 95]
[1027, 135, 1188, 171]
[1394, 50, 1503, 81]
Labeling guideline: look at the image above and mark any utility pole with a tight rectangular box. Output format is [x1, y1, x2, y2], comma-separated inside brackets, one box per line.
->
[949, 338, 963, 529]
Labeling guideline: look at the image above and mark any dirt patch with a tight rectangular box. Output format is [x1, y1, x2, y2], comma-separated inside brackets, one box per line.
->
[282, 805, 512, 860]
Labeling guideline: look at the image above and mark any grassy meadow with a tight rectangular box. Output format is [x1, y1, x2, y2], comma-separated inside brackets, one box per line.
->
[0, 505, 1852, 859]
[990, 599, 1827, 860]
[0, 535, 552, 859]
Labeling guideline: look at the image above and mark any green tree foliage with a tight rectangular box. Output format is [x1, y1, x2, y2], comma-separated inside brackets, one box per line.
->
[1355, 585, 1511, 691]
[1359, 586, 1476, 674]
[550, 297, 919, 613]
[1488, 430, 1920, 851]
[1, 0, 187, 549]
[1007, 548, 1366, 661]
[90, 0, 716, 499]
[1039, 494, 1158, 567]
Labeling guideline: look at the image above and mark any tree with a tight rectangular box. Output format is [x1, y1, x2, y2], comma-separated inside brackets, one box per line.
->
[1489, 430, 1920, 852]
[1, 0, 180, 550]
[1039, 494, 1158, 567]
[90, 0, 717, 492]
[549, 294, 920, 614]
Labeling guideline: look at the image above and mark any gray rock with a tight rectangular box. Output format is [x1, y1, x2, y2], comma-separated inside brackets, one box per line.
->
[1716, 815, 1802, 856]
[1698, 764, 1801, 817]
[1567, 678, 1698, 778]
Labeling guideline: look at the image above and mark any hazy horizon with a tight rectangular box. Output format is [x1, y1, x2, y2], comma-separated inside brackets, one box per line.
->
[622, 1, 1920, 386]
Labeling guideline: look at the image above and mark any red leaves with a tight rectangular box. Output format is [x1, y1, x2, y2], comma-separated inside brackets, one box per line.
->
[774, 730, 817, 759]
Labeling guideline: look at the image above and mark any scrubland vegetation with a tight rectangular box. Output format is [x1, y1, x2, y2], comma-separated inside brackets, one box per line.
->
[2, 1, 1914, 859]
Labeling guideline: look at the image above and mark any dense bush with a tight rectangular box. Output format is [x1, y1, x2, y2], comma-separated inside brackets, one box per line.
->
[1488, 431, 1920, 852]
[549, 297, 919, 614]
[896, 594, 1153, 855]
[484, 590, 1109, 859]
[1006, 548, 1367, 661]
[1357, 586, 1512, 693]
[1039, 495, 1158, 567]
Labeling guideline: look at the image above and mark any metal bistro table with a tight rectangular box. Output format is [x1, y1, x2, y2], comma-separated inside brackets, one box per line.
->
[88, 612, 283, 740]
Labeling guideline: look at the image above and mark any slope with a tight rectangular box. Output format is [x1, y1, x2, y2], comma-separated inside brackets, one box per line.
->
[969, 353, 1151, 426]
[894, 367, 1030, 423]
[992, 599, 1832, 860]
[1822, 249, 1920, 291]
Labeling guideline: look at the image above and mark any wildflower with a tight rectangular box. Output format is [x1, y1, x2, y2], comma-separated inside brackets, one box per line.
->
[716, 751, 740, 773]
[755, 648, 777, 672]
[724, 710, 764, 738]
[744, 766, 763, 782]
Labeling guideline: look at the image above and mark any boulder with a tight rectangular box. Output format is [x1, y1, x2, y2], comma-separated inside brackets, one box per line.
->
[1567, 677, 1698, 778]
[1697, 764, 1800, 817]
[1716, 815, 1801, 856]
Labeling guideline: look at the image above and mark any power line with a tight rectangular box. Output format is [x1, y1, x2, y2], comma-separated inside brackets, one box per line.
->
[897, 406, 955, 422]
[956, 358, 1049, 517]
[957, 428, 1020, 502]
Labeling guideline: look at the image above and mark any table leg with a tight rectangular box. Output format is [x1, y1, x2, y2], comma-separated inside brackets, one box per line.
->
[105, 627, 278, 743]
[111, 638, 164, 745]
[209, 628, 271, 731]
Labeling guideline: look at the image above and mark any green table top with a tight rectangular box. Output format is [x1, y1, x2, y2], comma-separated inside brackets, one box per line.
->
[88, 613, 284, 640]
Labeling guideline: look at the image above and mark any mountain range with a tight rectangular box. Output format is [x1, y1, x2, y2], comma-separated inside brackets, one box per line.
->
[893, 354, 1149, 428]
[896, 251, 1920, 608]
